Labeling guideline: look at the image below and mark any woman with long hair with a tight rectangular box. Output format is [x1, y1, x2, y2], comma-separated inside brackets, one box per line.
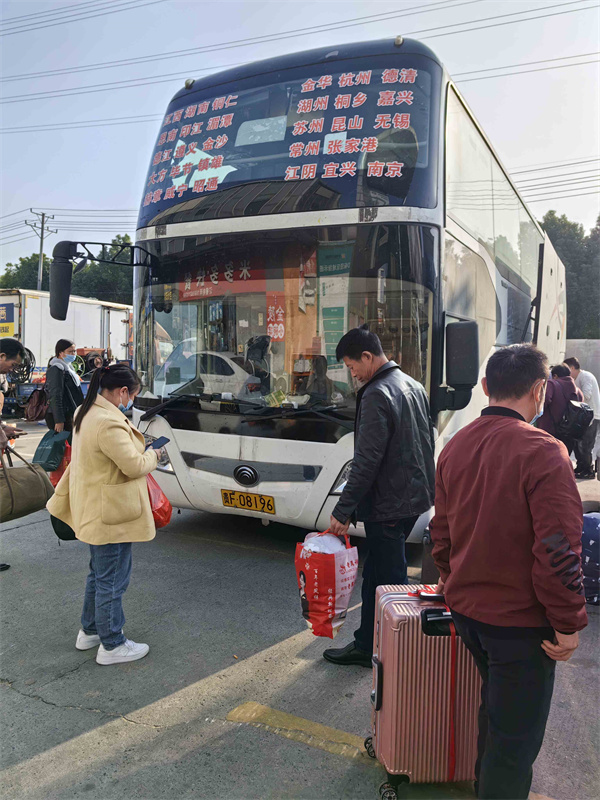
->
[45, 339, 84, 433]
[47, 363, 166, 665]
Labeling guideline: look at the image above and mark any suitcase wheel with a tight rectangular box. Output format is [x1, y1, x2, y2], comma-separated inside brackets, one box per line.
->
[379, 783, 398, 800]
[364, 736, 376, 759]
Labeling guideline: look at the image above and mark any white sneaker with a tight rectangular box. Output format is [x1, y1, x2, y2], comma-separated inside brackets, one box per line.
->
[76, 630, 101, 650]
[96, 639, 149, 665]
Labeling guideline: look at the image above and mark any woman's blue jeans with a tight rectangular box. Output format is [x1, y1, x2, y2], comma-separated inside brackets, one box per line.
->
[81, 543, 132, 650]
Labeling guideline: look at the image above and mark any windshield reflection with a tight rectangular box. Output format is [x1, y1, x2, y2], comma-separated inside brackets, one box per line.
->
[135, 223, 436, 419]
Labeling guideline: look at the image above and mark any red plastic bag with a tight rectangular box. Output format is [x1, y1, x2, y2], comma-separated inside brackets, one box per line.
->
[147, 473, 172, 528]
[49, 441, 71, 488]
[295, 530, 359, 638]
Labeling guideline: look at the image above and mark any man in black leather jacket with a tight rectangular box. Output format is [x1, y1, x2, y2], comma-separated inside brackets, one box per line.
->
[324, 325, 436, 667]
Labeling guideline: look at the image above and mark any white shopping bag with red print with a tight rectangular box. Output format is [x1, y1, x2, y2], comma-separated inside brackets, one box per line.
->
[295, 531, 359, 638]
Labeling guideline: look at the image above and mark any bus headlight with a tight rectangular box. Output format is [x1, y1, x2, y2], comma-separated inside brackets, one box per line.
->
[143, 435, 175, 473]
[331, 461, 353, 495]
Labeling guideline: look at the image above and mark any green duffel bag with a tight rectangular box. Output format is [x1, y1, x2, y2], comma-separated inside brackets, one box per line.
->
[32, 430, 70, 472]
[1, 446, 54, 524]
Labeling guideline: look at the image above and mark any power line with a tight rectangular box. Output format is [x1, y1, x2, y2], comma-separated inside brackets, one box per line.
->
[522, 184, 600, 198]
[1, 45, 597, 115]
[452, 50, 600, 76]
[418, 0, 596, 40]
[0, 207, 30, 220]
[510, 158, 600, 174]
[0, 0, 480, 82]
[1, 0, 117, 24]
[515, 168, 600, 183]
[525, 190, 600, 202]
[518, 178, 600, 192]
[1, 1, 594, 103]
[1, 53, 595, 131]
[0, 0, 167, 37]
[0, 234, 39, 246]
[32, 207, 137, 212]
[457, 57, 599, 83]
[0, 114, 163, 134]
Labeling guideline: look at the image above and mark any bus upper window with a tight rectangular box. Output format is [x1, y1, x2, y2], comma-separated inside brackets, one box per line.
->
[138, 54, 441, 227]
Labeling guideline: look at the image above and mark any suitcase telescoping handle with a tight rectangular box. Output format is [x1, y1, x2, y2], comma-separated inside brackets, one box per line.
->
[421, 608, 453, 636]
[371, 655, 383, 711]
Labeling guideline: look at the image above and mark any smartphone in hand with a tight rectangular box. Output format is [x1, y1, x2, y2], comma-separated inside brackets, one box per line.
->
[146, 436, 170, 450]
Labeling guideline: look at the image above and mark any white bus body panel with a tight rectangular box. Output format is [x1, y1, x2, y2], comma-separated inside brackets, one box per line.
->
[536, 234, 567, 364]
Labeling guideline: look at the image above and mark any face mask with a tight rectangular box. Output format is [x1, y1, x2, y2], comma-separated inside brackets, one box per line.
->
[63, 354, 76, 364]
[530, 382, 544, 425]
[118, 394, 134, 413]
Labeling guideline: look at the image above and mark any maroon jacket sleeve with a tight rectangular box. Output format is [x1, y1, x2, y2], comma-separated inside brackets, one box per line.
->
[526, 438, 588, 633]
[430, 456, 451, 583]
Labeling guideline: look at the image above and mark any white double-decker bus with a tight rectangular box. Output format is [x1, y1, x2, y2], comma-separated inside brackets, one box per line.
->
[51, 37, 566, 538]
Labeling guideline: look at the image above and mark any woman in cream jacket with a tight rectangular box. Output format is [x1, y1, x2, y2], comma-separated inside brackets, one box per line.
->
[48, 363, 164, 665]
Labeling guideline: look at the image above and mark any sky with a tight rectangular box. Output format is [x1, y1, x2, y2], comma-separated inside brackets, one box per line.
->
[1, 0, 599, 270]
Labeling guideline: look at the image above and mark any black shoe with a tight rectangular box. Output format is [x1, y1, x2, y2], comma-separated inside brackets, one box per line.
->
[0, 564, 10, 572]
[575, 471, 595, 480]
[323, 641, 372, 668]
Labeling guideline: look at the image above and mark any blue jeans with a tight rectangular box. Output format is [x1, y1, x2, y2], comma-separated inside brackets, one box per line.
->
[354, 516, 418, 653]
[81, 543, 132, 650]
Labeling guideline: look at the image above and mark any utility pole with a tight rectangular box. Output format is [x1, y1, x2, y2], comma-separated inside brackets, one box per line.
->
[26, 209, 58, 291]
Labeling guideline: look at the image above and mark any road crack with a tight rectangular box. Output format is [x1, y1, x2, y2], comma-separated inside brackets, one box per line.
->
[0, 678, 164, 729]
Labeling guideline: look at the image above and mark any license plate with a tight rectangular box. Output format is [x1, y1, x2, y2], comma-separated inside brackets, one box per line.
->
[221, 489, 276, 514]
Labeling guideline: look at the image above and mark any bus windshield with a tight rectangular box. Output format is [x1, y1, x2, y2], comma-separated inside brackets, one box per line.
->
[135, 224, 436, 425]
[138, 54, 441, 228]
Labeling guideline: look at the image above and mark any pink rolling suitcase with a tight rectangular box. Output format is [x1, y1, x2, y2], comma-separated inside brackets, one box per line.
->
[364, 585, 482, 800]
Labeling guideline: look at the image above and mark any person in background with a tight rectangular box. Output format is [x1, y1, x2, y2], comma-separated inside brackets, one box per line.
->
[537, 363, 584, 454]
[324, 325, 435, 667]
[430, 344, 587, 800]
[564, 357, 600, 479]
[46, 339, 85, 434]
[47, 363, 167, 665]
[0, 337, 27, 572]
[305, 355, 335, 405]
[82, 354, 104, 381]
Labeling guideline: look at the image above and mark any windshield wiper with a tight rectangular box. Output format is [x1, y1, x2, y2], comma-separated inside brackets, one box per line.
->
[242, 403, 354, 429]
[138, 393, 199, 421]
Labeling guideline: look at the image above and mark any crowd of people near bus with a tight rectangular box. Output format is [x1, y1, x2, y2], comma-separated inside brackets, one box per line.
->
[1, 331, 599, 798]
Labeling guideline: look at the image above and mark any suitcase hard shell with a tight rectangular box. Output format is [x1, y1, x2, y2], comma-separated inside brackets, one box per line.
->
[367, 584, 481, 792]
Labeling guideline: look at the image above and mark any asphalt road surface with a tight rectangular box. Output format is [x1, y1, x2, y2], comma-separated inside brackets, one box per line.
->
[0, 423, 598, 800]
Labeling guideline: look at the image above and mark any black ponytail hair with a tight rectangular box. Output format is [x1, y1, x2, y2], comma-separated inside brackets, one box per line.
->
[75, 363, 141, 433]
[55, 339, 74, 358]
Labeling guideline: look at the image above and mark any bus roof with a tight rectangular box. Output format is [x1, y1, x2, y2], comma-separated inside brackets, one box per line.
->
[169, 37, 443, 106]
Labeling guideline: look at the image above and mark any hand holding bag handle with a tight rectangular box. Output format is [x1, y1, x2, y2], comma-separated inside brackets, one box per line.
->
[0, 444, 54, 523]
[317, 527, 352, 549]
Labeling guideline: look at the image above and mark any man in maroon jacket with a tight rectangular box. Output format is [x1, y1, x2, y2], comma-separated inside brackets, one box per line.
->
[430, 344, 587, 800]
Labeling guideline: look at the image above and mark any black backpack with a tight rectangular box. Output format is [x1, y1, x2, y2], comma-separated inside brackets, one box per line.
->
[556, 401, 594, 440]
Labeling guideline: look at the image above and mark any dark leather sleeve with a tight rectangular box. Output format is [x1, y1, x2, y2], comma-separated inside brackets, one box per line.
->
[45, 366, 66, 424]
[332, 388, 392, 522]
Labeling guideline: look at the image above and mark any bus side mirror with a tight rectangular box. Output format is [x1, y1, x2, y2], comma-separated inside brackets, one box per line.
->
[446, 320, 479, 389]
[50, 241, 78, 320]
[436, 320, 479, 412]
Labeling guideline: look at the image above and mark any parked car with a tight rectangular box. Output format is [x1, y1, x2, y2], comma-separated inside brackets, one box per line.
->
[154, 342, 250, 399]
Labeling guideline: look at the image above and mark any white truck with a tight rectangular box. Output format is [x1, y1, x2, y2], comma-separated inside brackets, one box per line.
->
[0, 289, 132, 368]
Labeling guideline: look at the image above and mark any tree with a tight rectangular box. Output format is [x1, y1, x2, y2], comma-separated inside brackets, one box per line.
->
[541, 211, 599, 339]
[0, 253, 50, 291]
[71, 234, 134, 306]
[0, 234, 134, 306]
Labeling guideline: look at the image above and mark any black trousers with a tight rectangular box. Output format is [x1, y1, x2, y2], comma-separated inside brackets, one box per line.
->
[354, 516, 418, 653]
[451, 614, 556, 800]
[574, 418, 599, 473]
